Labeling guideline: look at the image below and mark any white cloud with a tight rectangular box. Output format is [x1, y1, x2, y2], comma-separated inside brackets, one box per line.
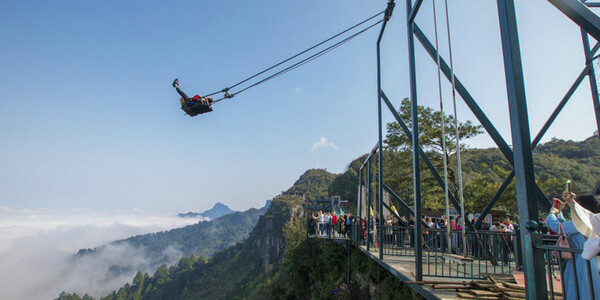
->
[311, 137, 338, 152]
[0, 208, 206, 299]
[0, 206, 14, 213]
[293, 87, 302, 93]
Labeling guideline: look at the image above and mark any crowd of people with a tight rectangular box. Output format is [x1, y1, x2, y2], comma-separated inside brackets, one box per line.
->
[307, 210, 518, 261]
[306, 189, 600, 300]
[307, 211, 355, 238]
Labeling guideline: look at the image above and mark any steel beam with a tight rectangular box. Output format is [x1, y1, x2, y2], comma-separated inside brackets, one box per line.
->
[585, 2, 600, 8]
[377, 4, 393, 260]
[549, 0, 600, 42]
[581, 30, 600, 136]
[360, 143, 379, 170]
[406, 0, 423, 281]
[407, 0, 423, 25]
[498, 0, 547, 298]
[533, 65, 590, 146]
[591, 41, 600, 56]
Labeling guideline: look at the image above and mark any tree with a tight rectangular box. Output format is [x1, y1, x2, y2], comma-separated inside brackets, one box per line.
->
[283, 215, 306, 251]
[383, 98, 483, 209]
[131, 271, 144, 300]
[153, 264, 170, 285]
[385, 98, 482, 155]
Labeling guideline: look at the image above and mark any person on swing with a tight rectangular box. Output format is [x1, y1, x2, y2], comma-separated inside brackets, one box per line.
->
[172, 79, 213, 109]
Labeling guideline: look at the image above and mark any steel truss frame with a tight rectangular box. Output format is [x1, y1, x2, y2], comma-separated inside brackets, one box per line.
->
[356, 0, 600, 298]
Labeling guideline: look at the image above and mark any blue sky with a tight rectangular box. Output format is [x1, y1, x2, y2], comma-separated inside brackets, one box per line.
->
[1, 0, 598, 213]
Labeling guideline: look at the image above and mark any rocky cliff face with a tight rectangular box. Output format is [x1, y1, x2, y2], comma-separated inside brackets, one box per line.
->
[249, 196, 303, 275]
[260, 218, 284, 274]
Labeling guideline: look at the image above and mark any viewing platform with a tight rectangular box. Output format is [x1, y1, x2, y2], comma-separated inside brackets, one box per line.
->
[357, 245, 524, 300]
[307, 225, 578, 299]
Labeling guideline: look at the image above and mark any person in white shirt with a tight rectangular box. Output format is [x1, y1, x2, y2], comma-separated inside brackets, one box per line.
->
[326, 213, 333, 237]
[318, 211, 326, 236]
[499, 217, 514, 265]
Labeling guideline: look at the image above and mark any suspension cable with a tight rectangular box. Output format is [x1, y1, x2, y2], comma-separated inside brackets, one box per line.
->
[432, 0, 452, 255]
[443, 0, 467, 257]
[203, 10, 386, 98]
[211, 18, 384, 103]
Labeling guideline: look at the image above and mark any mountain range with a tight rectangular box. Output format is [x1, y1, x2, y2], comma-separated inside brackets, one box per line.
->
[56, 135, 600, 300]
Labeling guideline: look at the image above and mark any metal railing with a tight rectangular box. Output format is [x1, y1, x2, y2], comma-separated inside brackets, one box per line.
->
[534, 244, 600, 300]
[306, 216, 600, 299]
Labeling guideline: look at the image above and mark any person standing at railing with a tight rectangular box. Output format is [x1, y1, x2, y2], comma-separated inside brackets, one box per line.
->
[372, 217, 378, 246]
[489, 222, 501, 262]
[399, 216, 408, 247]
[331, 213, 337, 238]
[499, 217, 514, 265]
[422, 216, 429, 250]
[385, 215, 393, 246]
[325, 212, 333, 238]
[426, 217, 435, 249]
[337, 214, 345, 238]
[450, 217, 458, 252]
[564, 191, 600, 259]
[391, 217, 401, 247]
[470, 219, 478, 257]
[456, 217, 464, 253]
[345, 214, 352, 238]
[360, 217, 366, 244]
[547, 192, 600, 300]
[312, 212, 319, 236]
[409, 216, 415, 248]
[438, 215, 448, 252]
[318, 211, 326, 237]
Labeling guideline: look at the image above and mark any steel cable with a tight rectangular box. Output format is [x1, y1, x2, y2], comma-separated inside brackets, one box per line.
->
[203, 11, 385, 101]
[211, 18, 384, 103]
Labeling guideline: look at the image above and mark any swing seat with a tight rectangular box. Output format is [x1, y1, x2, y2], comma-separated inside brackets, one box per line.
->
[181, 98, 213, 116]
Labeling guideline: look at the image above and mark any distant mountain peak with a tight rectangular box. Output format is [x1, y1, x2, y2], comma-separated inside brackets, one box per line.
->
[178, 202, 235, 220]
[201, 203, 235, 219]
[212, 202, 228, 209]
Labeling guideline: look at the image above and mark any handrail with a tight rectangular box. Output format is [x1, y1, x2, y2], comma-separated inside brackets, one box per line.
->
[360, 143, 379, 171]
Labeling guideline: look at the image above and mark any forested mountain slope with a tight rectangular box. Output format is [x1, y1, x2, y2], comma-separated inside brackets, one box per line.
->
[286, 168, 337, 199]
[71, 205, 267, 282]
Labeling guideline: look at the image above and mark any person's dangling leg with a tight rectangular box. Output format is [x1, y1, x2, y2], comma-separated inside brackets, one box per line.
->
[173, 79, 190, 102]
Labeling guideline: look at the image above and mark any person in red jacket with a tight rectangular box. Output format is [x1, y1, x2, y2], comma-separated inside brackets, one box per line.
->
[172, 79, 213, 109]
[361, 218, 367, 243]
[331, 214, 337, 238]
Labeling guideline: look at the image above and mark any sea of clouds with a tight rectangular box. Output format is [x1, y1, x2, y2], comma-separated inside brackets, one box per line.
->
[0, 207, 205, 300]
